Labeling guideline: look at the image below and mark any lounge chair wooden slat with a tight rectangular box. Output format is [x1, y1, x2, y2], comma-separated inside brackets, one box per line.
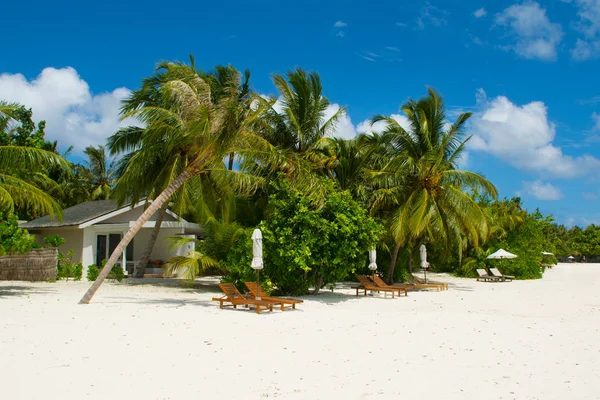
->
[489, 268, 515, 282]
[351, 275, 398, 298]
[370, 275, 408, 296]
[244, 282, 303, 311]
[213, 283, 282, 314]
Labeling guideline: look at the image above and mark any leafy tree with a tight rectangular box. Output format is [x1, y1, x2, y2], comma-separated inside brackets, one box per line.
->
[83, 145, 116, 200]
[221, 179, 383, 295]
[0, 212, 37, 255]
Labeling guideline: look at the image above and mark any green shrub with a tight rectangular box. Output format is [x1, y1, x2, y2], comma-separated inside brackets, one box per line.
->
[86, 264, 100, 281]
[56, 249, 81, 281]
[0, 212, 37, 255]
[108, 264, 125, 281]
[44, 235, 66, 248]
[221, 179, 383, 295]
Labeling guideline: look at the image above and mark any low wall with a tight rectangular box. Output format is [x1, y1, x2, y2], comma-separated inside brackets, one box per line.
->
[0, 248, 58, 281]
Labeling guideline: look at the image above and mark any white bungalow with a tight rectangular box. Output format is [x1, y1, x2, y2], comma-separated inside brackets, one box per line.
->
[20, 200, 202, 276]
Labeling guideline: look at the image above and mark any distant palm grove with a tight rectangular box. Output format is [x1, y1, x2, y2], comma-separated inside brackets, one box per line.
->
[1, 56, 598, 302]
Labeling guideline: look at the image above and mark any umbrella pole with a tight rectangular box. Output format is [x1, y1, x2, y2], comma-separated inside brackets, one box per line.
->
[256, 269, 261, 300]
[424, 268, 427, 283]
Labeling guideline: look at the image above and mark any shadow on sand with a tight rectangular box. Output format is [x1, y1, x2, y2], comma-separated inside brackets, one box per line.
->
[0, 285, 58, 298]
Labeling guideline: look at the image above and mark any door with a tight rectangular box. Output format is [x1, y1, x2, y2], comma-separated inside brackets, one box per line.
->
[96, 235, 107, 267]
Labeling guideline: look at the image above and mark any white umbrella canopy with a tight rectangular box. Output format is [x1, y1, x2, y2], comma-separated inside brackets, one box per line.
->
[419, 244, 429, 283]
[419, 244, 429, 269]
[541, 251, 554, 256]
[251, 229, 263, 300]
[368, 249, 377, 271]
[487, 249, 517, 260]
[251, 229, 263, 270]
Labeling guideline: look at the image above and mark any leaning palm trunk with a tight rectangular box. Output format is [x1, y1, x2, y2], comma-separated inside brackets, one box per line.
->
[133, 201, 169, 278]
[386, 242, 401, 284]
[79, 168, 193, 304]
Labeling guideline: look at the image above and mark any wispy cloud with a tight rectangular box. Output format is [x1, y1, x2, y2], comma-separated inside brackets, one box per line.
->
[395, 22, 408, 27]
[578, 95, 600, 104]
[334, 21, 347, 28]
[361, 56, 376, 62]
[417, 2, 449, 29]
[494, 1, 563, 61]
[336, 31, 345, 38]
[473, 8, 487, 18]
[385, 46, 400, 52]
[569, 0, 600, 61]
[521, 180, 565, 200]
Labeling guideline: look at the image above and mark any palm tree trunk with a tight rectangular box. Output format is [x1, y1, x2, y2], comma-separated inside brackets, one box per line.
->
[228, 152, 234, 171]
[386, 242, 401, 284]
[133, 201, 169, 278]
[79, 168, 193, 304]
[407, 240, 414, 274]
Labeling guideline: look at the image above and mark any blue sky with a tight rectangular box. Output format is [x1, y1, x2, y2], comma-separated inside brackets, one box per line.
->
[1, 0, 599, 226]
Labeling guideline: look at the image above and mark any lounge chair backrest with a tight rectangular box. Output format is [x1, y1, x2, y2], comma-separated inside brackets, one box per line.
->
[372, 275, 387, 287]
[245, 281, 267, 297]
[218, 283, 244, 299]
[356, 275, 374, 287]
[489, 268, 503, 277]
[476, 269, 488, 277]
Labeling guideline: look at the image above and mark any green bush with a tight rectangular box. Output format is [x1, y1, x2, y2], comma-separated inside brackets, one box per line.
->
[86, 264, 100, 281]
[56, 249, 83, 281]
[44, 235, 66, 248]
[221, 179, 383, 295]
[108, 264, 125, 281]
[0, 212, 37, 255]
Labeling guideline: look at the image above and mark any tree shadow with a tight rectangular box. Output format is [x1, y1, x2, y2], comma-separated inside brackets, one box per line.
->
[0, 285, 57, 297]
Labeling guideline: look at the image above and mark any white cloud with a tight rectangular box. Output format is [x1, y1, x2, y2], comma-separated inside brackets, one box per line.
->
[336, 31, 345, 38]
[495, 1, 563, 61]
[473, 8, 487, 18]
[356, 114, 411, 135]
[593, 112, 600, 129]
[417, 2, 449, 29]
[385, 46, 400, 52]
[571, 37, 600, 60]
[0, 67, 140, 154]
[334, 21, 348, 28]
[521, 180, 564, 200]
[395, 22, 408, 27]
[322, 104, 356, 140]
[582, 191, 598, 201]
[469, 89, 600, 178]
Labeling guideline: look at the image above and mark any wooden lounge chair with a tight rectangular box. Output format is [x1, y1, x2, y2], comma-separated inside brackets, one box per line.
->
[244, 281, 303, 310]
[370, 275, 408, 297]
[476, 269, 500, 282]
[489, 268, 515, 282]
[212, 283, 281, 314]
[405, 274, 447, 291]
[352, 275, 398, 298]
[411, 275, 449, 290]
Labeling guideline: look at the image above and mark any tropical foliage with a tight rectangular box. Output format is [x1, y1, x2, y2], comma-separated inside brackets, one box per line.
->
[3, 56, 599, 302]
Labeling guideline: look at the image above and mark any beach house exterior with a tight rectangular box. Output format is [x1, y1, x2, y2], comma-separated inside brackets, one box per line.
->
[20, 200, 202, 276]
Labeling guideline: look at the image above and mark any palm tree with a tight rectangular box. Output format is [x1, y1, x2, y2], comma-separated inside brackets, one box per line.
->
[79, 57, 271, 303]
[249, 69, 345, 180]
[108, 65, 257, 278]
[83, 145, 116, 200]
[370, 88, 497, 283]
[0, 102, 69, 218]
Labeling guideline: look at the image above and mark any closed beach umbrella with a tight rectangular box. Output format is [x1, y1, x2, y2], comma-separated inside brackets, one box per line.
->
[368, 249, 377, 280]
[419, 244, 429, 283]
[251, 229, 263, 299]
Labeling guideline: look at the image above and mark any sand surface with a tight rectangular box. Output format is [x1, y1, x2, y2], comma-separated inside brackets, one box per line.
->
[2, 263, 600, 400]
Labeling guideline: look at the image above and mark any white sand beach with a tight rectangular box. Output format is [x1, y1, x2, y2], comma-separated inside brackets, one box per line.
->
[2, 263, 600, 400]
